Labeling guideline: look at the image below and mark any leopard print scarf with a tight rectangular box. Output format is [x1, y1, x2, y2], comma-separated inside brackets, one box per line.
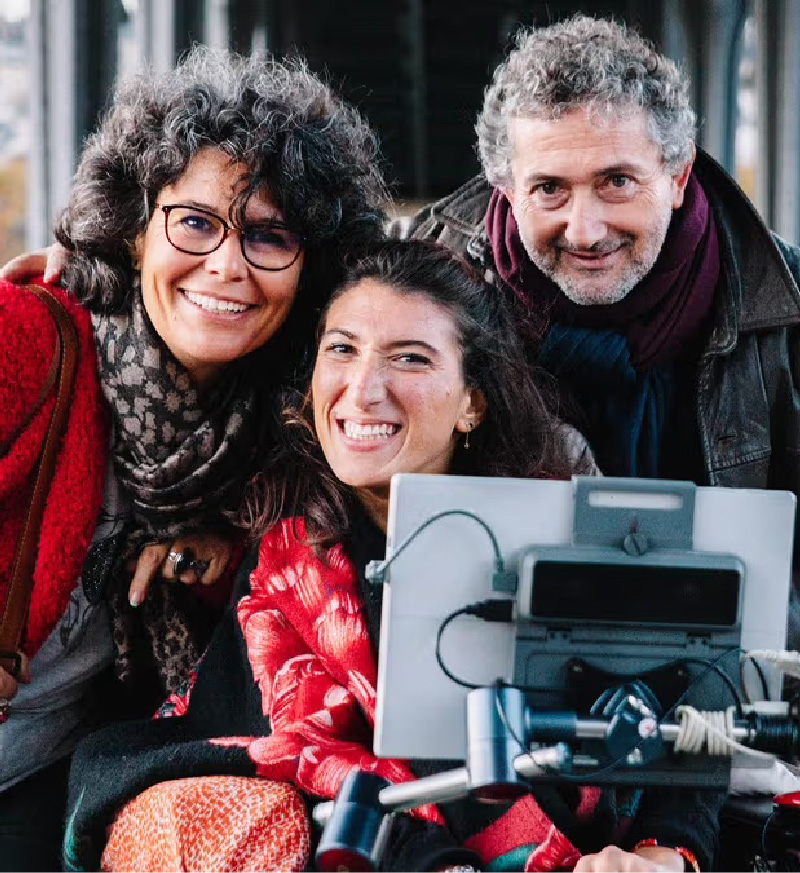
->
[91, 288, 261, 695]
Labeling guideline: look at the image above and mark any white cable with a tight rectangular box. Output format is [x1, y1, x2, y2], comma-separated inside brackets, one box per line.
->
[745, 649, 800, 678]
[673, 705, 773, 761]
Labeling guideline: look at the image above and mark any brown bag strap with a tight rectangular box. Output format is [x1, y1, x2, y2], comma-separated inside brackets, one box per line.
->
[0, 285, 79, 671]
[0, 347, 60, 459]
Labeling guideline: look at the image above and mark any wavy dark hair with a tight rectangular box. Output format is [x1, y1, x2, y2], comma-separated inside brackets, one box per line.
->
[244, 239, 591, 548]
[55, 45, 388, 381]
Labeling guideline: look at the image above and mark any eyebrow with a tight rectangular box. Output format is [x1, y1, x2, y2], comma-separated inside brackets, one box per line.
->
[321, 328, 442, 356]
[167, 199, 285, 223]
[521, 162, 648, 187]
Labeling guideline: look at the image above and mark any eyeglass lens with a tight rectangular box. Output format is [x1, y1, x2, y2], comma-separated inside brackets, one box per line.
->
[164, 205, 302, 270]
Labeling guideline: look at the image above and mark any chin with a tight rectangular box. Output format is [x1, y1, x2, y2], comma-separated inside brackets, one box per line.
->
[558, 280, 634, 307]
[343, 474, 391, 496]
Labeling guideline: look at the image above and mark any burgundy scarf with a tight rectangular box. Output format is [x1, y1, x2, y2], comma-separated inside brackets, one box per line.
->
[485, 174, 720, 369]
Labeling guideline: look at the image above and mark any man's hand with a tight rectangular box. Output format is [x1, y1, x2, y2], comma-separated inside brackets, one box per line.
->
[128, 532, 234, 606]
[0, 245, 69, 284]
[573, 845, 685, 871]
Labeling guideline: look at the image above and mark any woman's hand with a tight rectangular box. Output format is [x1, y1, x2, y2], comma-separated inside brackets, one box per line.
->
[0, 245, 69, 284]
[573, 845, 685, 872]
[128, 532, 234, 606]
[0, 654, 31, 723]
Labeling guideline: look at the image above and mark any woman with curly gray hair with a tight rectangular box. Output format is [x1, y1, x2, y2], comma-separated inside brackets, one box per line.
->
[0, 45, 387, 869]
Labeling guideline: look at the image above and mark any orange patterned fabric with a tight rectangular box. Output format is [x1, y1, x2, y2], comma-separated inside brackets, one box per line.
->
[100, 776, 310, 872]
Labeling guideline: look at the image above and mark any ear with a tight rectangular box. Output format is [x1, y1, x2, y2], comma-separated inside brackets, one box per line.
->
[503, 185, 516, 208]
[131, 234, 144, 270]
[456, 387, 487, 434]
[670, 145, 695, 210]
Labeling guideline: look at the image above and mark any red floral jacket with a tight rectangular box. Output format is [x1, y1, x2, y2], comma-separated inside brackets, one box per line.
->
[236, 518, 443, 824]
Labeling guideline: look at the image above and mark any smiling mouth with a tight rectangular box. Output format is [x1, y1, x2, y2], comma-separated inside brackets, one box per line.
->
[339, 420, 401, 441]
[557, 242, 628, 268]
[182, 289, 255, 314]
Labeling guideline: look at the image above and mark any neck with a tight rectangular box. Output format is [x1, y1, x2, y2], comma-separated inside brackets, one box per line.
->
[356, 486, 390, 533]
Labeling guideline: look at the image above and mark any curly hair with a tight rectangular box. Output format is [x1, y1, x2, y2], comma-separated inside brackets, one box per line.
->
[477, 15, 696, 188]
[244, 239, 588, 548]
[56, 45, 388, 361]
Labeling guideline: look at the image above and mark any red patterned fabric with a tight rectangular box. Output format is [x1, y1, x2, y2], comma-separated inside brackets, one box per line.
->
[463, 791, 600, 869]
[0, 280, 108, 656]
[238, 518, 443, 824]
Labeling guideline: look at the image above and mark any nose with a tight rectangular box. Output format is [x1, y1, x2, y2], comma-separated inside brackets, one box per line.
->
[348, 355, 387, 408]
[562, 190, 607, 249]
[204, 232, 247, 280]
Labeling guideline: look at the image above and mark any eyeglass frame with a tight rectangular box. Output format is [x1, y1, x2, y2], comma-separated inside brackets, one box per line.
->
[158, 203, 305, 272]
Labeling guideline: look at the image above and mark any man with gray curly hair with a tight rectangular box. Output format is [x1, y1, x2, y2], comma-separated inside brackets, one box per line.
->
[408, 11, 800, 607]
[477, 16, 697, 310]
[404, 13, 800, 870]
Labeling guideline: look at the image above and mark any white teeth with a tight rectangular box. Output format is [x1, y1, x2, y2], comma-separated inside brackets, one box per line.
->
[183, 290, 250, 313]
[343, 421, 400, 440]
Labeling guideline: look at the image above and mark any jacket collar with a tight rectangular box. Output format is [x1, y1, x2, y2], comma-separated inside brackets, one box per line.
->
[431, 150, 800, 340]
[693, 148, 800, 345]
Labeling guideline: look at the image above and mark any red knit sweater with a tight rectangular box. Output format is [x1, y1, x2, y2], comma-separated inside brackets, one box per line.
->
[0, 280, 107, 657]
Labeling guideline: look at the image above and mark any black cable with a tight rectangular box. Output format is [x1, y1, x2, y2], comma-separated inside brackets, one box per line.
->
[753, 657, 770, 700]
[672, 655, 744, 718]
[367, 509, 506, 584]
[435, 607, 481, 690]
[740, 653, 771, 702]
[760, 809, 775, 865]
[434, 599, 515, 690]
[493, 679, 526, 756]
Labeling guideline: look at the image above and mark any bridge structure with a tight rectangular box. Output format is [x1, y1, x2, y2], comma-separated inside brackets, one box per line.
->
[24, 0, 800, 247]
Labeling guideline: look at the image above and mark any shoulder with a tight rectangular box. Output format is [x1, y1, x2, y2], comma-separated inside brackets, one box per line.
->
[771, 232, 800, 281]
[251, 518, 355, 597]
[0, 278, 93, 328]
[0, 279, 96, 371]
[396, 175, 494, 255]
[0, 279, 100, 442]
[254, 518, 312, 581]
[555, 423, 602, 477]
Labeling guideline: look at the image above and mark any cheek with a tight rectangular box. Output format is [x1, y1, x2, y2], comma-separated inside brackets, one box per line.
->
[255, 271, 301, 307]
[139, 269, 166, 325]
[311, 369, 339, 420]
[620, 191, 670, 229]
[140, 245, 185, 310]
[407, 384, 459, 435]
[139, 223, 174, 273]
[310, 375, 325, 420]
[515, 202, 555, 247]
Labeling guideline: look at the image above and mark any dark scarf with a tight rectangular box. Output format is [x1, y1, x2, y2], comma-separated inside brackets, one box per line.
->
[486, 174, 719, 476]
[90, 289, 263, 696]
[539, 327, 677, 477]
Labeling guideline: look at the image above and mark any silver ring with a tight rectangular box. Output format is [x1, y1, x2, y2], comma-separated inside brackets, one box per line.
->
[189, 559, 210, 579]
[167, 548, 209, 579]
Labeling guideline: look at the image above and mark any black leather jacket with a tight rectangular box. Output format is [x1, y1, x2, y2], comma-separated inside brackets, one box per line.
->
[405, 148, 800, 645]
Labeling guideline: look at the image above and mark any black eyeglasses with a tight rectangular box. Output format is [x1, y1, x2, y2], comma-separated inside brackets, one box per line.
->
[159, 204, 304, 271]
